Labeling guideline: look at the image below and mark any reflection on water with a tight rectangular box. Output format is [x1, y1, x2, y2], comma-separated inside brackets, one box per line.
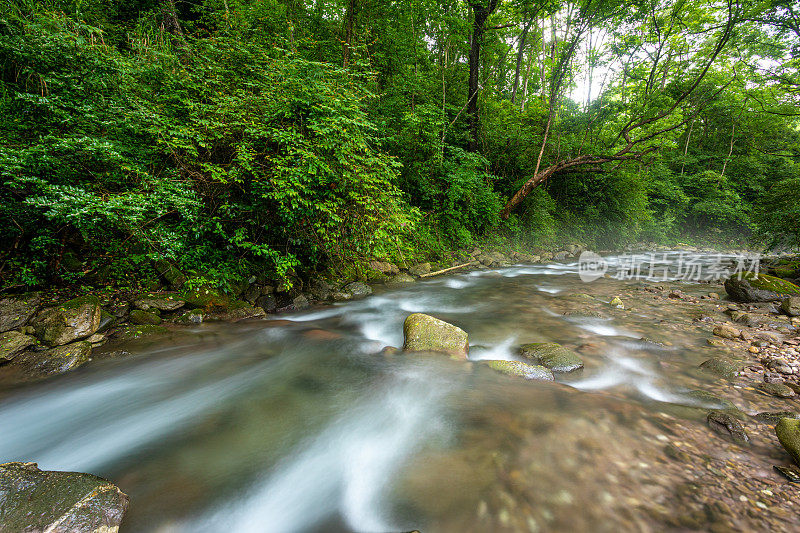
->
[0, 252, 768, 532]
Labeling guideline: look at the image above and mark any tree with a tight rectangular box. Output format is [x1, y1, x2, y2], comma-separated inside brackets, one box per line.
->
[467, 0, 501, 152]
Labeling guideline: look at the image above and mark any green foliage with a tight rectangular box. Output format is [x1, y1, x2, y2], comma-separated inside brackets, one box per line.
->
[755, 178, 800, 249]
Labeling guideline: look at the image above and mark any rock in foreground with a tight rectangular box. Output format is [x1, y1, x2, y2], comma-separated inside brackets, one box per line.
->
[403, 313, 468, 359]
[724, 272, 800, 303]
[776, 418, 800, 466]
[519, 342, 584, 372]
[0, 462, 129, 533]
[33, 296, 102, 346]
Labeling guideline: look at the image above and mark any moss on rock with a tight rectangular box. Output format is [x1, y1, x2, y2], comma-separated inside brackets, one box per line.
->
[403, 313, 468, 359]
[519, 342, 584, 372]
[482, 360, 554, 381]
[724, 271, 800, 302]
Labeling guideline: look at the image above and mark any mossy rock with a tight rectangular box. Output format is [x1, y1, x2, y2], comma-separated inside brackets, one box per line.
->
[776, 418, 800, 466]
[699, 356, 745, 379]
[154, 259, 186, 289]
[33, 296, 102, 346]
[132, 293, 185, 312]
[724, 271, 800, 302]
[14, 341, 92, 377]
[180, 289, 230, 310]
[403, 313, 468, 359]
[129, 309, 163, 325]
[0, 462, 129, 532]
[205, 300, 266, 321]
[481, 360, 554, 381]
[0, 331, 36, 361]
[0, 292, 41, 333]
[519, 342, 583, 372]
[175, 309, 204, 325]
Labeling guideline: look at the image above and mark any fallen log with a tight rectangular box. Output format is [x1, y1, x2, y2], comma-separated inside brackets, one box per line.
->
[419, 262, 474, 278]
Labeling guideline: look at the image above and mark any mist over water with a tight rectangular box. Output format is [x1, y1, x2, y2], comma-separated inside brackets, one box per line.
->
[0, 252, 753, 532]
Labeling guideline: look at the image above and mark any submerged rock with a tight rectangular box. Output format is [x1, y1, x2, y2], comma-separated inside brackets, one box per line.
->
[686, 390, 737, 410]
[760, 382, 796, 398]
[713, 324, 741, 340]
[115, 325, 169, 340]
[776, 418, 800, 465]
[707, 410, 749, 445]
[724, 271, 800, 302]
[0, 330, 36, 361]
[0, 462, 129, 533]
[0, 292, 41, 333]
[403, 313, 468, 359]
[481, 360, 554, 381]
[519, 342, 584, 372]
[33, 296, 101, 346]
[699, 357, 744, 379]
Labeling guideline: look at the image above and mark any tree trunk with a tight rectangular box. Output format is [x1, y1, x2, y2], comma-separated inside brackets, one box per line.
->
[511, 19, 534, 104]
[343, 0, 357, 67]
[160, 0, 188, 57]
[467, 0, 500, 152]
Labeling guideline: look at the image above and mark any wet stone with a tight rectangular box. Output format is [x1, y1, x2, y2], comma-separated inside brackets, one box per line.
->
[699, 357, 745, 379]
[707, 410, 749, 445]
[754, 411, 799, 424]
[759, 382, 796, 398]
[519, 342, 584, 372]
[776, 418, 800, 465]
[481, 360, 554, 381]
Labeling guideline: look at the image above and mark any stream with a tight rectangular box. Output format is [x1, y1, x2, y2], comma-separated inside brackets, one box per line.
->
[0, 252, 781, 532]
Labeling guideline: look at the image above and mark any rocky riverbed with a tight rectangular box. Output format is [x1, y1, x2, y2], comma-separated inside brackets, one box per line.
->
[2, 248, 800, 532]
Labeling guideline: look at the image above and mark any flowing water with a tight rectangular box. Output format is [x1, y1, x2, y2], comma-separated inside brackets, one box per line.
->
[0, 252, 779, 532]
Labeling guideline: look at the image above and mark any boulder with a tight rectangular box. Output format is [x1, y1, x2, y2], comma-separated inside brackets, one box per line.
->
[403, 313, 469, 359]
[309, 280, 333, 301]
[343, 282, 372, 299]
[0, 462, 129, 533]
[369, 260, 399, 275]
[129, 309, 162, 325]
[482, 360, 554, 381]
[724, 272, 800, 302]
[292, 294, 310, 310]
[554, 251, 569, 261]
[33, 296, 102, 346]
[132, 293, 185, 312]
[713, 324, 741, 340]
[387, 272, 416, 285]
[256, 294, 278, 313]
[0, 330, 36, 361]
[782, 296, 800, 317]
[519, 342, 584, 372]
[205, 300, 266, 322]
[174, 309, 204, 325]
[0, 292, 41, 333]
[408, 263, 432, 276]
[776, 417, 800, 466]
[14, 341, 92, 377]
[760, 382, 796, 398]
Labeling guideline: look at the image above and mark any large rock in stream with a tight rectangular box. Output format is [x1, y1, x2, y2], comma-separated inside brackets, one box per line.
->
[0, 462, 129, 533]
[0, 330, 36, 361]
[403, 313, 469, 359]
[776, 418, 800, 466]
[724, 272, 800, 303]
[519, 342, 584, 372]
[33, 296, 102, 346]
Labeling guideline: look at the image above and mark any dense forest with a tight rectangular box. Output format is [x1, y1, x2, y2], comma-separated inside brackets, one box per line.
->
[1, 0, 798, 289]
